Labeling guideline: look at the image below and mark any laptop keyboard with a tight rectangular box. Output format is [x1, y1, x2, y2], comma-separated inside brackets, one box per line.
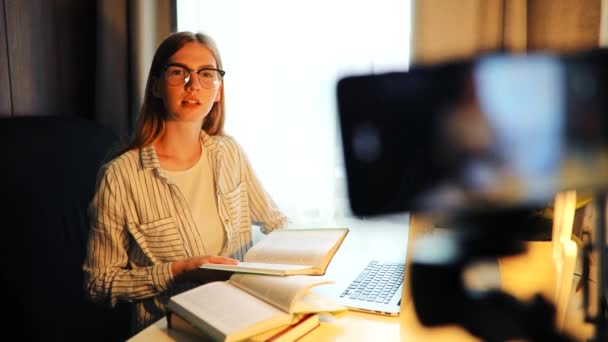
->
[340, 260, 405, 304]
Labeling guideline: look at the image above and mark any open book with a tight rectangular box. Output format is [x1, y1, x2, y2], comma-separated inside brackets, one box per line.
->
[166, 274, 346, 342]
[201, 228, 349, 276]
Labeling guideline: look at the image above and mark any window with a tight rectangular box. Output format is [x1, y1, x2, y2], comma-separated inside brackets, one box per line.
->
[177, 0, 412, 226]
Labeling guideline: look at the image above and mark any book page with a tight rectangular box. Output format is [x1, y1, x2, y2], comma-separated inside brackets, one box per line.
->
[291, 292, 347, 314]
[244, 229, 348, 271]
[550, 190, 578, 330]
[168, 282, 292, 341]
[248, 314, 319, 342]
[229, 274, 335, 314]
[200, 262, 314, 276]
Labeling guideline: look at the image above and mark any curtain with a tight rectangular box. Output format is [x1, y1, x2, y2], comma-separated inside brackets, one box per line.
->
[411, 0, 600, 65]
[602, 0, 608, 46]
[527, 0, 600, 52]
[95, 0, 174, 138]
[411, 0, 511, 64]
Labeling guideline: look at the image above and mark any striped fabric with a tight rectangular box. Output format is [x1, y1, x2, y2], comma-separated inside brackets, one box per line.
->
[83, 130, 288, 333]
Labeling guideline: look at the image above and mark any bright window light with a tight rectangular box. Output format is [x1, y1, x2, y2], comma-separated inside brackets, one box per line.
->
[177, 0, 412, 226]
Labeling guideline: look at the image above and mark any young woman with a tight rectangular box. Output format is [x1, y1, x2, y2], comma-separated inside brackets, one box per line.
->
[83, 31, 288, 333]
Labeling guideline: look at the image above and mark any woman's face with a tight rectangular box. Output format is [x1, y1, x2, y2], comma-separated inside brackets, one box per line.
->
[154, 42, 222, 123]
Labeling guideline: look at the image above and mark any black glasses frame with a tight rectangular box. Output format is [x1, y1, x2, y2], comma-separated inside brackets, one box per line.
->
[163, 63, 226, 85]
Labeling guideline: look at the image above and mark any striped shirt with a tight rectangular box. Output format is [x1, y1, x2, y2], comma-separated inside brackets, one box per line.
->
[83, 130, 288, 333]
[163, 143, 226, 256]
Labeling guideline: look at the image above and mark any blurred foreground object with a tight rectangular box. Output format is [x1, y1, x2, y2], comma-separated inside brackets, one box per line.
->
[337, 49, 608, 341]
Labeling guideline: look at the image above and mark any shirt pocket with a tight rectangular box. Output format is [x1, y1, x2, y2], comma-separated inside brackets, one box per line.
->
[131, 216, 187, 262]
[220, 182, 251, 233]
[219, 182, 253, 260]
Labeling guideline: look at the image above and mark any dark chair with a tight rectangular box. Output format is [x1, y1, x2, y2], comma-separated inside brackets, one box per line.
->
[0, 116, 131, 341]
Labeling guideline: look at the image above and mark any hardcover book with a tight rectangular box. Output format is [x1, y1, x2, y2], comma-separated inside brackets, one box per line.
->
[166, 274, 346, 342]
[201, 228, 349, 276]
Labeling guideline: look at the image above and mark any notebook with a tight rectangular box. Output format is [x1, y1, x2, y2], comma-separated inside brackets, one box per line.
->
[334, 260, 405, 316]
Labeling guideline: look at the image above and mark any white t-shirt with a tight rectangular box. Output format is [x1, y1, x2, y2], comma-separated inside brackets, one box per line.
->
[163, 146, 226, 255]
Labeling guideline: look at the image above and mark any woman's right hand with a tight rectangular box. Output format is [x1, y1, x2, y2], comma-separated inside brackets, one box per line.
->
[171, 256, 238, 283]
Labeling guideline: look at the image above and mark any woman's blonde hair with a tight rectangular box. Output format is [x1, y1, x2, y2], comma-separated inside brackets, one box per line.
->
[116, 31, 225, 157]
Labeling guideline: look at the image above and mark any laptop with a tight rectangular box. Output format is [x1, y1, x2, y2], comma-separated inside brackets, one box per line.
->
[311, 215, 410, 316]
[335, 260, 405, 316]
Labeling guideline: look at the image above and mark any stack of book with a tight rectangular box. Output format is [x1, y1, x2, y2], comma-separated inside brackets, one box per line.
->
[166, 228, 349, 341]
[168, 311, 321, 342]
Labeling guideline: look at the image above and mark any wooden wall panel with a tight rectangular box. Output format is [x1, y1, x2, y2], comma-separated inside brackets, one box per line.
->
[0, 0, 12, 116]
[528, 0, 601, 52]
[4, 0, 96, 117]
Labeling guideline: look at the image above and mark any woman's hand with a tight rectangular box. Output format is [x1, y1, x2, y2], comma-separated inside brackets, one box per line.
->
[171, 256, 238, 283]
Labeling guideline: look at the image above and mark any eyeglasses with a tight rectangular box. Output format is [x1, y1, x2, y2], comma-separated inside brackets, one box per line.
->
[163, 63, 226, 88]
